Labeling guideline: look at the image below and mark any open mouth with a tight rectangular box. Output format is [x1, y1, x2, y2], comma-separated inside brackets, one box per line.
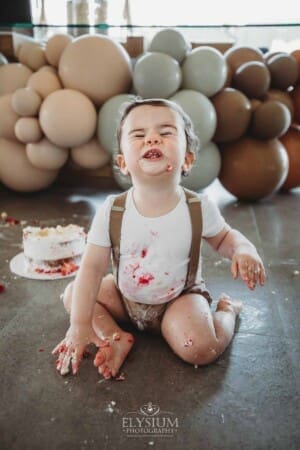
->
[142, 149, 163, 159]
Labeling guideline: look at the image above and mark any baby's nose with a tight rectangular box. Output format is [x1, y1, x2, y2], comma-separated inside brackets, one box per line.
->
[146, 134, 161, 144]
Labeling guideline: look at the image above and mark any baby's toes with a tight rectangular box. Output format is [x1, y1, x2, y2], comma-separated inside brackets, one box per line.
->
[94, 349, 106, 367]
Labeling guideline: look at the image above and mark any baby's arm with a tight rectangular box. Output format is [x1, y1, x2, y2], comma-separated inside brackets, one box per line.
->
[52, 243, 111, 375]
[205, 224, 266, 290]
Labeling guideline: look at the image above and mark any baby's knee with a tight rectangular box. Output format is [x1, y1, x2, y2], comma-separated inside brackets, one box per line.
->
[175, 340, 220, 366]
[62, 281, 74, 312]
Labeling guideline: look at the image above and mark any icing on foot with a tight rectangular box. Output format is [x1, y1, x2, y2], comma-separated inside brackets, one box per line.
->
[216, 294, 243, 315]
[93, 330, 134, 379]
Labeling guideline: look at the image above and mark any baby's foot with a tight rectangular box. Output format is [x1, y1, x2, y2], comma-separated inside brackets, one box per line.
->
[216, 293, 243, 315]
[93, 330, 134, 379]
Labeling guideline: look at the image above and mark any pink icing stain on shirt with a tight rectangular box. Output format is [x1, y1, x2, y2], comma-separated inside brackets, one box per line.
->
[138, 273, 154, 286]
[141, 248, 147, 258]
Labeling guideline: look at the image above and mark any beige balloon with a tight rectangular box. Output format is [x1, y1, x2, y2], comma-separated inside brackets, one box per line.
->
[37, 65, 58, 75]
[58, 34, 132, 105]
[24, 45, 47, 71]
[18, 42, 41, 65]
[0, 138, 58, 192]
[27, 70, 62, 99]
[15, 117, 43, 143]
[71, 137, 111, 169]
[11, 87, 42, 116]
[0, 94, 19, 140]
[0, 63, 32, 96]
[45, 34, 72, 67]
[39, 89, 97, 147]
[26, 137, 69, 170]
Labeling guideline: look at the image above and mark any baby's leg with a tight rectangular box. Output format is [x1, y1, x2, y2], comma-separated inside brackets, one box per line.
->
[161, 293, 242, 366]
[61, 275, 134, 379]
[62, 273, 129, 323]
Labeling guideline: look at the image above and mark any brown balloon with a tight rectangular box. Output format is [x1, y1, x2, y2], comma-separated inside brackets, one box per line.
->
[219, 137, 289, 200]
[211, 88, 252, 143]
[224, 46, 264, 72]
[263, 89, 294, 119]
[250, 100, 291, 140]
[250, 99, 262, 112]
[267, 53, 298, 90]
[290, 85, 300, 125]
[280, 129, 300, 190]
[291, 49, 300, 82]
[233, 61, 270, 98]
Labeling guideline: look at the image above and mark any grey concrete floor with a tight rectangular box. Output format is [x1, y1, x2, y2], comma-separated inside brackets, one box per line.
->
[0, 179, 299, 450]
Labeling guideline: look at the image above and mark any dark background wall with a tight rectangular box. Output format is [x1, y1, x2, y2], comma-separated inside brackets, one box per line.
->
[0, 0, 31, 23]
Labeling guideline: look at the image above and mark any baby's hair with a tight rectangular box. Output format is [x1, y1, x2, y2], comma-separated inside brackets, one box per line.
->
[116, 97, 199, 155]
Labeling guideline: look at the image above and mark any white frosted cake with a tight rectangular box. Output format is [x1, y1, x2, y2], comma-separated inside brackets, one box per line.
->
[22, 224, 86, 275]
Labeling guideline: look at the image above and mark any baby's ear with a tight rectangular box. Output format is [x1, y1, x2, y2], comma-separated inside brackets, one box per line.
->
[116, 154, 129, 175]
[185, 151, 195, 169]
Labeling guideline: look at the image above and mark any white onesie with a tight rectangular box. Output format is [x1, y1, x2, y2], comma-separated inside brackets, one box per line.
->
[87, 187, 225, 305]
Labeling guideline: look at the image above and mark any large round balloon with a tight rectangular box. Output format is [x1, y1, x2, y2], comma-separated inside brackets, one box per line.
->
[148, 28, 191, 63]
[219, 137, 289, 201]
[59, 34, 132, 106]
[224, 46, 264, 72]
[232, 61, 271, 98]
[170, 89, 217, 148]
[0, 63, 32, 96]
[39, 89, 97, 147]
[263, 89, 294, 119]
[133, 52, 182, 98]
[181, 141, 221, 191]
[267, 53, 298, 90]
[45, 34, 73, 67]
[11, 86, 42, 116]
[250, 100, 291, 140]
[280, 129, 300, 190]
[26, 138, 69, 170]
[0, 94, 19, 140]
[0, 138, 58, 192]
[71, 137, 111, 169]
[97, 93, 136, 154]
[211, 88, 252, 143]
[182, 46, 227, 97]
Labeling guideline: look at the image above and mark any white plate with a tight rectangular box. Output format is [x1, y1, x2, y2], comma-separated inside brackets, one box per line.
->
[9, 252, 79, 280]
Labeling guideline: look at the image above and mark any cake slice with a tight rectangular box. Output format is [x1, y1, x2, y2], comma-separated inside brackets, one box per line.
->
[22, 224, 86, 275]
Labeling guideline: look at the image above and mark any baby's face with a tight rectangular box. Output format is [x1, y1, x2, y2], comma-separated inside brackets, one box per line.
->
[118, 105, 188, 180]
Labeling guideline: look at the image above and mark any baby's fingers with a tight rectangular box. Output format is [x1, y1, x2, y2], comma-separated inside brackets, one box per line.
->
[259, 264, 266, 285]
[52, 340, 67, 355]
[231, 260, 238, 279]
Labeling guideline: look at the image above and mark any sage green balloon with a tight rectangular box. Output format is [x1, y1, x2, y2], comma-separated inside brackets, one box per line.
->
[133, 52, 182, 99]
[97, 93, 135, 154]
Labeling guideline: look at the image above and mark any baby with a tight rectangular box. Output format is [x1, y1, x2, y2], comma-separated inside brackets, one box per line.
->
[53, 98, 265, 378]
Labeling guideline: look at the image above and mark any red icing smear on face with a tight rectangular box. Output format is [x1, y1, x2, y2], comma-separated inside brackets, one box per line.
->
[138, 273, 154, 286]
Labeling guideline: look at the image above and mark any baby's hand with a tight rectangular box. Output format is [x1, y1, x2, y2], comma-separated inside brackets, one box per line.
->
[231, 246, 266, 290]
[52, 324, 104, 376]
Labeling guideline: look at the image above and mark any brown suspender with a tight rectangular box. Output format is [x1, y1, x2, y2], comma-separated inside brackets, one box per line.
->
[109, 188, 202, 290]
